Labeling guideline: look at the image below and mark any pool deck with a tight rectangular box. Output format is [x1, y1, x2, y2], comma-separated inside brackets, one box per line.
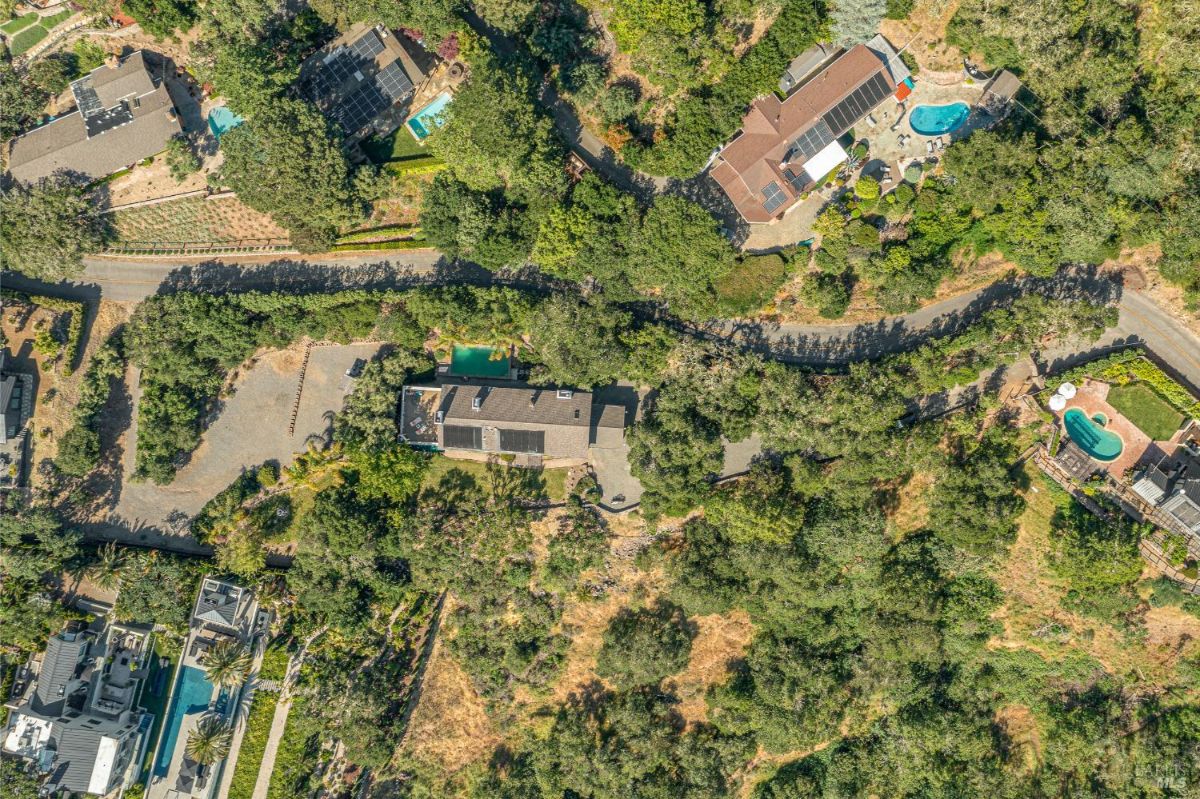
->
[1056, 379, 1157, 478]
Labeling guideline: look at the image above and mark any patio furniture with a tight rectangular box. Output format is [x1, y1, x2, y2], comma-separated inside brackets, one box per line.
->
[926, 140, 934, 154]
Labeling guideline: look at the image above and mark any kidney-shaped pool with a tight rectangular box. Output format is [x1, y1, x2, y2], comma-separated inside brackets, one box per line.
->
[910, 102, 970, 136]
[1063, 407, 1123, 462]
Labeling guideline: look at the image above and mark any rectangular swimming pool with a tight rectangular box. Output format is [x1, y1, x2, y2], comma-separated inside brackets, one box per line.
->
[152, 665, 214, 777]
[450, 345, 509, 378]
[407, 91, 453, 141]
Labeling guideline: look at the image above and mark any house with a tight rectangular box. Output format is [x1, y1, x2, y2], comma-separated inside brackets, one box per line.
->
[2, 623, 154, 797]
[147, 577, 266, 799]
[297, 22, 434, 144]
[400, 382, 627, 464]
[0, 348, 34, 491]
[1132, 445, 1200, 536]
[980, 69, 1023, 118]
[7, 51, 182, 185]
[710, 36, 910, 224]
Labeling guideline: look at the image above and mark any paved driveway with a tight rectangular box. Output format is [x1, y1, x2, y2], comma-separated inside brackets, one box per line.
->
[90, 343, 381, 553]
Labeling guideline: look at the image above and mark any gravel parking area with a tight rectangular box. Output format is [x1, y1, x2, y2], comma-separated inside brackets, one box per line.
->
[94, 343, 382, 551]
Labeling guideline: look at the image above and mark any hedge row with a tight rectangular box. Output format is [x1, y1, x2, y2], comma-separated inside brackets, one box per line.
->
[1061, 348, 1200, 417]
[54, 331, 125, 477]
[329, 239, 432, 253]
[335, 224, 421, 244]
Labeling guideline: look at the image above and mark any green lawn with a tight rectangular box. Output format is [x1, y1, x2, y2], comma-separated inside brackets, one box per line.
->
[228, 690, 279, 799]
[421, 453, 569, 502]
[1107, 382, 1184, 440]
[1, 13, 38, 34]
[362, 128, 437, 164]
[7, 9, 71, 56]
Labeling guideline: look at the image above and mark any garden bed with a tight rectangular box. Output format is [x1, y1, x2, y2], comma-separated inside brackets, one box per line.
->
[110, 195, 289, 244]
[6, 9, 72, 56]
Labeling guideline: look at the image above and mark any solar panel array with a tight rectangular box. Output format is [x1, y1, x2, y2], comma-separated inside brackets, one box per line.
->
[350, 31, 385, 60]
[335, 83, 390, 134]
[499, 429, 545, 454]
[787, 120, 834, 163]
[761, 181, 787, 214]
[783, 167, 810, 193]
[443, 425, 483, 450]
[821, 71, 894, 134]
[376, 61, 414, 102]
[309, 51, 361, 98]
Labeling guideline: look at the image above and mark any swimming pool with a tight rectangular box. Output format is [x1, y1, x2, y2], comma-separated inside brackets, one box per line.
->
[208, 106, 244, 140]
[450, 344, 509, 378]
[909, 102, 970, 136]
[152, 665, 214, 777]
[407, 92, 453, 141]
[1063, 407, 1123, 462]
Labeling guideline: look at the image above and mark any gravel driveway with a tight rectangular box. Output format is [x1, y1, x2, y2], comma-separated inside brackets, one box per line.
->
[92, 343, 382, 553]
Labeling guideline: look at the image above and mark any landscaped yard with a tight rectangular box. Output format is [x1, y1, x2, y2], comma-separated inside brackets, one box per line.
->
[361, 129, 443, 176]
[6, 9, 72, 56]
[1106, 382, 1184, 441]
[228, 690, 279, 799]
[421, 454, 569, 503]
[266, 697, 321, 799]
[136, 639, 178, 783]
[110, 196, 289, 245]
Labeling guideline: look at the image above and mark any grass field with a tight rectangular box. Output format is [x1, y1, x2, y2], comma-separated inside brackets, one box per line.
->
[7, 9, 71, 56]
[421, 454, 569, 502]
[1106, 382, 1184, 440]
[228, 691, 279, 799]
[1, 13, 39, 34]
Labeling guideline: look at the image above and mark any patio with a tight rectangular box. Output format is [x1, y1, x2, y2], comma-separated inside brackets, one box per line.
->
[1055, 378, 1158, 478]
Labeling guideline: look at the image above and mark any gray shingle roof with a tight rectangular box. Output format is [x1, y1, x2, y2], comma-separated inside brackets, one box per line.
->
[441, 384, 592, 427]
[8, 53, 180, 185]
[88, 51, 156, 108]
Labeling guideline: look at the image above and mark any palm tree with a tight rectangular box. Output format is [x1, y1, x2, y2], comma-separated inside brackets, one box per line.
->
[85, 542, 126, 592]
[200, 640, 252, 690]
[185, 714, 232, 765]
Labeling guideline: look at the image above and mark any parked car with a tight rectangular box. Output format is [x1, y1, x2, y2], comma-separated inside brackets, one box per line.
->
[346, 358, 367, 378]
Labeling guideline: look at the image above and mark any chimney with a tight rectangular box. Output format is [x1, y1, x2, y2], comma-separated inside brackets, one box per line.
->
[105, 53, 120, 71]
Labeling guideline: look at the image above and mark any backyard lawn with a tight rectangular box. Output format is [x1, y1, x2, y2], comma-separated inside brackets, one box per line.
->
[421, 454, 569, 502]
[1107, 382, 1184, 441]
[6, 9, 72, 56]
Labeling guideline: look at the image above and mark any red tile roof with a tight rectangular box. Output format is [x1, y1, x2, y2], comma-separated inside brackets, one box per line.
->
[710, 44, 899, 224]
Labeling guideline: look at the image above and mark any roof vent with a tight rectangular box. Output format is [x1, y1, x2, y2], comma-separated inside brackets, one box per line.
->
[471, 396, 482, 411]
[556, 389, 573, 400]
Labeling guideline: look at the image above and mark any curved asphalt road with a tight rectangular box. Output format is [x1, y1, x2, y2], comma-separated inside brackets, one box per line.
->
[3, 255, 1199, 391]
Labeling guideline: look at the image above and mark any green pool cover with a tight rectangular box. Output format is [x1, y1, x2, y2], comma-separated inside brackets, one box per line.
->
[450, 345, 510, 378]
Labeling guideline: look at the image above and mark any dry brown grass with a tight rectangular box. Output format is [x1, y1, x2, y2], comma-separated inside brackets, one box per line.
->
[881, 0, 966, 73]
[777, 253, 1019, 325]
[111, 195, 289, 244]
[670, 610, 754, 724]
[402, 636, 500, 775]
[2, 300, 129, 486]
[891, 471, 934, 535]
[995, 704, 1042, 776]
[989, 465, 1200, 690]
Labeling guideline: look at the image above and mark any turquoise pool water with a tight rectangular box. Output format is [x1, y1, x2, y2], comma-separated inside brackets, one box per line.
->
[1064, 407, 1123, 462]
[153, 665, 214, 777]
[910, 102, 970, 136]
[407, 92, 452, 140]
[450, 344, 509, 378]
[208, 106, 244, 140]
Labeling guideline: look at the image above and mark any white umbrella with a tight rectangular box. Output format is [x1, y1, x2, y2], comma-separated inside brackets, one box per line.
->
[1048, 394, 1067, 412]
[1057, 382, 1077, 399]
